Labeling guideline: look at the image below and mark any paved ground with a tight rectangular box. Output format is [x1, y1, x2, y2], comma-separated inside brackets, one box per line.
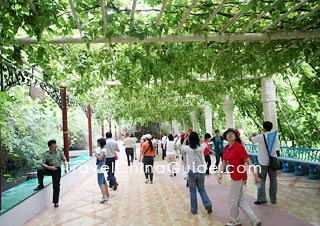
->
[24, 145, 320, 226]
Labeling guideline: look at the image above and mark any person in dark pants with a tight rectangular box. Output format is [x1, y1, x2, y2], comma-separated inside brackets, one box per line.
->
[203, 133, 212, 175]
[130, 134, 138, 160]
[105, 132, 120, 190]
[211, 130, 224, 170]
[123, 132, 135, 166]
[139, 134, 155, 184]
[249, 121, 280, 205]
[34, 140, 68, 208]
[161, 132, 167, 160]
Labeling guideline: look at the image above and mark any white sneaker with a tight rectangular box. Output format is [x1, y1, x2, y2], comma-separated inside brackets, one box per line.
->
[251, 220, 261, 226]
[225, 221, 241, 226]
[99, 198, 108, 204]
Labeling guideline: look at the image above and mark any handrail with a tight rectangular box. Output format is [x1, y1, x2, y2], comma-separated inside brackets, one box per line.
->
[243, 144, 320, 163]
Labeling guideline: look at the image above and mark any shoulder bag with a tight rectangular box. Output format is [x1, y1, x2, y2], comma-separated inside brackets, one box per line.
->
[263, 134, 282, 170]
[142, 144, 151, 164]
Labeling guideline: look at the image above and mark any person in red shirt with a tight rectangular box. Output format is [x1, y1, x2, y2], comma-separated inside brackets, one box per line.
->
[203, 133, 212, 175]
[218, 128, 261, 226]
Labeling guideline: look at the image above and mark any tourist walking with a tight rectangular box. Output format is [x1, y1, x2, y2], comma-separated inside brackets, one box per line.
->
[151, 134, 158, 156]
[218, 128, 261, 226]
[164, 134, 177, 176]
[181, 131, 212, 215]
[123, 132, 135, 166]
[203, 133, 212, 175]
[249, 121, 280, 205]
[105, 132, 120, 190]
[139, 134, 156, 184]
[211, 129, 224, 170]
[94, 138, 109, 203]
[130, 134, 138, 160]
[161, 132, 167, 160]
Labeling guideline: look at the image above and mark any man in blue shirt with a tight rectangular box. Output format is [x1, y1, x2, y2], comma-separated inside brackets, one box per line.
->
[211, 130, 224, 170]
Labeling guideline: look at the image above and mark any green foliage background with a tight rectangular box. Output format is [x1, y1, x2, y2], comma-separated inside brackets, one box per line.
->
[0, 86, 101, 186]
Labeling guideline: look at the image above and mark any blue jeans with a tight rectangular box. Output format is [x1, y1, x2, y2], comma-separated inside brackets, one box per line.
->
[188, 171, 212, 214]
[97, 173, 106, 186]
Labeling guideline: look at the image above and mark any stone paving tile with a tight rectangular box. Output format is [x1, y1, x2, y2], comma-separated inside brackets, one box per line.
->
[24, 150, 223, 226]
[24, 147, 319, 226]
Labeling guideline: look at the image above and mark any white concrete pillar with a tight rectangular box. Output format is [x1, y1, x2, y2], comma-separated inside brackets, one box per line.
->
[224, 95, 235, 129]
[172, 120, 180, 135]
[204, 103, 213, 135]
[261, 77, 278, 129]
[109, 119, 121, 140]
[190, 111, 198, 132]
[110, 119, 116, 139]
[116, 123, 122, 140]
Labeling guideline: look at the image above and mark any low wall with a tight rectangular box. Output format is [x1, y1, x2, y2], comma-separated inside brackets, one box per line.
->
[0, 158, 95, 226]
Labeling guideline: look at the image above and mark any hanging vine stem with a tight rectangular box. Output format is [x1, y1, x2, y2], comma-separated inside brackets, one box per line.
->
[298, 64, 320, 87]
[282, 72, 320, 133]
[234, 91, 262, 130]
[242, 106, 261, 129]
[233, 111, 249, 135]
[276, 101, 299, 143]
[276, 116, 287, 146]
[304, 54, 320, 78]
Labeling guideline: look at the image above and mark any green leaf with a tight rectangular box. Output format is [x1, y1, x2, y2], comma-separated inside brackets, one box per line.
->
[239, 5, 251, 13]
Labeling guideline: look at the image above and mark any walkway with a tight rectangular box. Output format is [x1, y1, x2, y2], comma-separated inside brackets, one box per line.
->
[24, 145, 320, 226]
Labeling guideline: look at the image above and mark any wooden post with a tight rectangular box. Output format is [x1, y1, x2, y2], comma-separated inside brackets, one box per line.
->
[61, 87, 70, 162]
[101, 117, 104, 138]
[1, 64, 4, 91]
[108, 117, 112, 132]
[88, 104, 93, 156]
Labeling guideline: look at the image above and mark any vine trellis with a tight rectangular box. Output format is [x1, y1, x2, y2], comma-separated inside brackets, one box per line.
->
[1, 63, 75, 108]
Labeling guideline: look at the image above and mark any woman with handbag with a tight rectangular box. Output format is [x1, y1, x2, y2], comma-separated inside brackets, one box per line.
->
[139, 134, 156, 184]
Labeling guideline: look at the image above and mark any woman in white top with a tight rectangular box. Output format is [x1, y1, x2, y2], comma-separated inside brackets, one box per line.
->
[151, 134, 158, 156]
[164, 134, 177, 176]
[181, 131, 212, 215]
[94, 138, 109, 203]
